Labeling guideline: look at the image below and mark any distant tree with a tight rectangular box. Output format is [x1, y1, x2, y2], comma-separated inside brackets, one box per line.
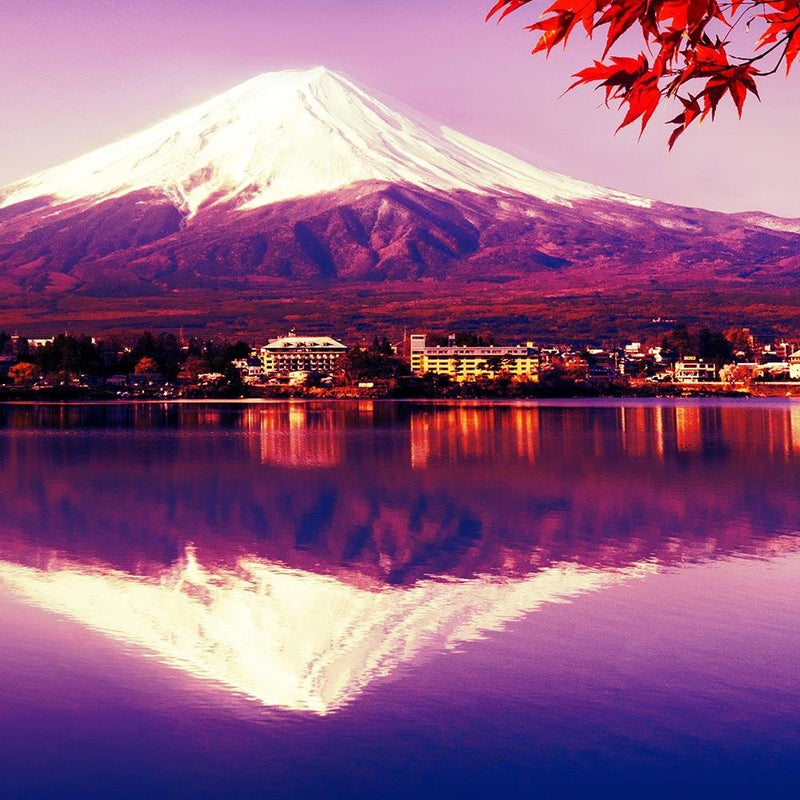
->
[96, 336, 129, 375]
[130, 331, 183, 380]
[488, 0, 797, 145]
[370, 336, 394, 355]
[697, 326, 734, 366]
[456, 332, 496, 346]
[36, 334, 102, 376]
[132, 331, 158, 361]
[338, 346, 410, 383]
[428, 332, 497, 347]
[724, 327, 755, 360]
[134, 356, 161, 375]
[174, 339, 252, 386]
[182, 356, 210, 380]
[662, 323, 693, 357]
[581, 348, 600, 364]
[722, 363, 754, 385]
[225, 341, 252, 361]
[8, 362, 39, 386]
[14, 337, 31, 361]
[186, 337, 204, 359]
[35, 338, 62, 374]
[485, 355, 505, 374]
[155, 333, 182, 380]
[662, 323, 734, 365]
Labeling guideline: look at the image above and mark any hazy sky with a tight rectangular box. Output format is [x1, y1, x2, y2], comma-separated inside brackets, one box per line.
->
[1, 0, 798, 216]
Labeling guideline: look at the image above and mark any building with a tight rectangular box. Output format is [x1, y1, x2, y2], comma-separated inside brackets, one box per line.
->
[260, 334, 347, 376]
[409, 334, 539, 382]
[763, 341, 795, 361]
[619, 342, 646, 377]
[232, 357, 266, 384]
[674, 357, 717, 383]
[789, 351, 800, 380]
[586, 352, 618, 381]
[18, 336, 55, 348]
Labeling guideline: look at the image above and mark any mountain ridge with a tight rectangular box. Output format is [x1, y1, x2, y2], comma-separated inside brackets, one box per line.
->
[1, 67, 799, 337]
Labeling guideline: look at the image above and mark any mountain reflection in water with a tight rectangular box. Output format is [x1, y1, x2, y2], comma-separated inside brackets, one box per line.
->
[1, 400, 799, 714]
[0, 550, 654, 714]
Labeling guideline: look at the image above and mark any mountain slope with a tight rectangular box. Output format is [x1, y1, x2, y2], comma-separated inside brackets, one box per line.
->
[0, 67, 799, 336]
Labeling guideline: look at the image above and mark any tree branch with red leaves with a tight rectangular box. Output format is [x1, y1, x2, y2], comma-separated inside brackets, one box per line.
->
[488, 0, 800, 146]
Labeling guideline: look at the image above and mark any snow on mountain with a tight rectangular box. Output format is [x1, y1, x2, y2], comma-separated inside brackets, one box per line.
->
[0, 67, 650, 217]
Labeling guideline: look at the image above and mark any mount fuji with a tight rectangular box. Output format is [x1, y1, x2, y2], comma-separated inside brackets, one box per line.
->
[0, 67, 647, 215]
[1, 67, 799, 336]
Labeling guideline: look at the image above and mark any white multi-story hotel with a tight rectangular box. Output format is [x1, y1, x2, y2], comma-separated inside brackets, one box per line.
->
[260, 333, 347, 376]
[409, 334, 539, 382]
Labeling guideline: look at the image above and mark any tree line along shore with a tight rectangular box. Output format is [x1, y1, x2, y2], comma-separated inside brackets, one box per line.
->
[1, 326, 799, 401]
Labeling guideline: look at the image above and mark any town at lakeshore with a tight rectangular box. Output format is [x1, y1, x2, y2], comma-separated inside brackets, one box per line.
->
[3, 324, 800, 400]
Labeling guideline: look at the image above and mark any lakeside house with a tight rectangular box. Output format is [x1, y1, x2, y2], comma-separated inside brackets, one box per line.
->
[674, 357, 717, 384]
[232, 357, 266, 384]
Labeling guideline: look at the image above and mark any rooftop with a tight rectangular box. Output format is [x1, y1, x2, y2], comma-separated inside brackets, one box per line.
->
[262, 336, 346, 351]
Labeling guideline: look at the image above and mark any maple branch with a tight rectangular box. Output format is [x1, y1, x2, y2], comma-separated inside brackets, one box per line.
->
[487, 0, 800, 144]
[751, 25, 800, 73]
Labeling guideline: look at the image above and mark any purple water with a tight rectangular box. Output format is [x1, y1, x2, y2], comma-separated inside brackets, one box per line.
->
[0, 400, 798, 798]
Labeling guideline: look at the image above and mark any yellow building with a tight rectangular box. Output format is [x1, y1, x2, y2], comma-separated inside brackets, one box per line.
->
[409, 334, 539, 382]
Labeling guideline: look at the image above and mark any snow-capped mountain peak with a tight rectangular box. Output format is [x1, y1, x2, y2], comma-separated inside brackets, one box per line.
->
[0, 67, 650, 216]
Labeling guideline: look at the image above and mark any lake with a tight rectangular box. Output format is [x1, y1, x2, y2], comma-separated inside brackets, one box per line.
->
[0, 399, 799, 798]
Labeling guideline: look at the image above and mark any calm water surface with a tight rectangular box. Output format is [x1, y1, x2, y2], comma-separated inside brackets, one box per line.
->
[0, 399, 799, 798]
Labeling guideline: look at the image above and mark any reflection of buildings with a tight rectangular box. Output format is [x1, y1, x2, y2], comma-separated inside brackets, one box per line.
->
[410, 407, 540, 468]
[791, 406, 800, 455]
[238, 401, 378, 468]
[619, 406, 650, 458]
[675, 406, 703, 453]
[242, 404, 344, 467]
[615, 403, 800, 460]
[8, 401, 800, 470]
[407, 402, 800, 468]
[0, 548, 653, 715]
[6, 401, 800, 589]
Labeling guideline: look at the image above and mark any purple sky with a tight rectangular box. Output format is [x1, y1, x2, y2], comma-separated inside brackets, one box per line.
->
[1, 0, 798, 216]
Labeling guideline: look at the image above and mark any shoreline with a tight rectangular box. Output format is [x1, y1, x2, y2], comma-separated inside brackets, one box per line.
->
[3, 393, 800, 408]
[3, 380, 800, 404]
